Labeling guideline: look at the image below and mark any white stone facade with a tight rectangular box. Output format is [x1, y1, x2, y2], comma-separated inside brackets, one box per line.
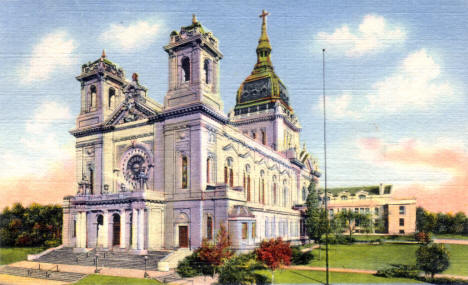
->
[62, 15, 320, 253]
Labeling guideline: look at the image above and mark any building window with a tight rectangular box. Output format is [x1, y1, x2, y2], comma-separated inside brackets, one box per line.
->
[302, 187, 307, 202]
[206, 157, 212, 183]
[360, 208, 364, 213]
[181, 155, 188, 189]
[108, 88, 115, 108]
[225, 158, 234, 187]
[399, 218, 405, 226]
[265, 218, 269, 237]
[399, 229, 405, 234]
[261, 129, 266, 145]
[260, 170, 265, 204]
[341, 196, 348, 200]
[89, 85, 97, 111]
[354, 208, 359, 213]
[365, 208, 370, 214]
[375, 207, 379, 215]
[359, 195, 366, 200]
[242, 223, 248, 239]
[207, 216, 213, 240]
[251, 131, 257, 140]
[329, 209, 334, 217]
[72, 219, 77, 237]
[399, 206, 406, 215]
[203, 59, 210, 84]
[252, 222, 256, 238]
[181, 57, 190, 82]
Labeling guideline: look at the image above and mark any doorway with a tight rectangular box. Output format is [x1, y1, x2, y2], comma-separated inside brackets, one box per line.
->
[179, 225, 188, 248]
[112, 214, 120, 247]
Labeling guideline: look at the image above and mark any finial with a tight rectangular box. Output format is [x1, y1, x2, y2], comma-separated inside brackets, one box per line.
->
[132, 73, 139, 83]
[259, 9, 269, 25]
[192, 14, 197, 24]
[101, 49, 106, 59]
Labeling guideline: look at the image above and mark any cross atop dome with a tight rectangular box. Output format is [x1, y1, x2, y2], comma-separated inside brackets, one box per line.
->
[259, 9, 269, 25]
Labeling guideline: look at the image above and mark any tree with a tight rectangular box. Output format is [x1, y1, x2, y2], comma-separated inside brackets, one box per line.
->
[416, 207, 436, 233]
[304, 182, 328, 244]
[451, 212, 466, 234]
[335, 211, 369, 237]
[416, 243, 450, 278]
[197, 223, 233, 275]
[255, 237, 292, 284]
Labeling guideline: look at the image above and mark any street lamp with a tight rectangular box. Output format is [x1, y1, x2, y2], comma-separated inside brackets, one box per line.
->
[95, 254, 99, 273]
[144, 255, 149, 278]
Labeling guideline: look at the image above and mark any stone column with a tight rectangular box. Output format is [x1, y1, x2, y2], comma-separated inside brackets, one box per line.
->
[78, 211, 87, 248]
[138, 209, 145, 250]
[131, 208, 138, 249]
[103, 210, 109, 248]
[120, 211, 126, 249]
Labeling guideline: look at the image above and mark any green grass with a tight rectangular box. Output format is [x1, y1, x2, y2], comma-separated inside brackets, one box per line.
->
[444, 244, 468, 276]
[0, 247, 46, 265]
[255, 269, 424, 284]
[433, 234, 468, 240]
[74, 274, 162, 285]
[309, 243, 468, 276]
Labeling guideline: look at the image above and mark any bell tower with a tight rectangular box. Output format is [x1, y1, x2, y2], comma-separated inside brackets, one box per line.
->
[75, 50, 126, 129]
[163, 15, 224, 112]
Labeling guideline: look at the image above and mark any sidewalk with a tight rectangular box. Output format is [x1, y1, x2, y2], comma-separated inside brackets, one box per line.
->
[286, 265, 468, 281]
[434, 238, 468, 245]
[0, 273, 67, 285]
[8, 260, 175, 280]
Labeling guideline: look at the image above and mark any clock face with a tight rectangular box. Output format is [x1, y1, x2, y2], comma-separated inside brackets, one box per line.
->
[121, 147, 151, 188]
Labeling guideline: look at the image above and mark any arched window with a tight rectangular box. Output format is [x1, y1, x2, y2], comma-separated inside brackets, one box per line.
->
[108, 88, 115, 109]
[272, 176, 277, 205]
[283, 180, 288, 207]
[207, 216, 213, 240]
[89, 85, 97, 111]
[89, 166, 94, 195]
[260, 170, 265, 204]
[252, 131, 257, 140]
[181, 155, 188, 189]
[181, 57, 190, 82]
[261, 129, 266, 145]
[247, 175, 251, 201]
[206, 157, 212, 183]
[302, 187, 307, 202]
[203, 59, 210, 84]
[225, 158, 234, 187]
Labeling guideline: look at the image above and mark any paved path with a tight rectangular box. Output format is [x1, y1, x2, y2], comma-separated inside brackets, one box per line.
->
[434, 238, 468, 245]
[8, 260, 175, 280]
[0, 273, 67, 285]
[286, 265, 468, 281]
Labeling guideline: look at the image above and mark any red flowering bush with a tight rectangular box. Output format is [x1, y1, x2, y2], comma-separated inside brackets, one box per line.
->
[255, 237, 292, 270]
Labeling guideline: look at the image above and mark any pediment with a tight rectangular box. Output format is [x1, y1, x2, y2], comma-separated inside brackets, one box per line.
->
[105, 100, 158, 126]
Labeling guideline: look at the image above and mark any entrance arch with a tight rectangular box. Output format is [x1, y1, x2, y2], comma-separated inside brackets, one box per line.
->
[96, 214, 104, 247]
[112, 214, 121, 247]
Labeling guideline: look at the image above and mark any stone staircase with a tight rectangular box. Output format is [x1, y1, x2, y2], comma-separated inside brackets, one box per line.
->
[34, 247, 170, 270]
[0, 265, 87, 283]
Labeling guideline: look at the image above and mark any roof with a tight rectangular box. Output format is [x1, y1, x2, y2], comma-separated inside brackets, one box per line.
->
[318, 185, 392, 196]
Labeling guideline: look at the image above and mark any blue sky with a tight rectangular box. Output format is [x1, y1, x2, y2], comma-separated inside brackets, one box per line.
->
[0, 0, 467, 211]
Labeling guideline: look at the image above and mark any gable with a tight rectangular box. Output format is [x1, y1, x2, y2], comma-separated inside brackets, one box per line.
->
[105, 100, 158, 126]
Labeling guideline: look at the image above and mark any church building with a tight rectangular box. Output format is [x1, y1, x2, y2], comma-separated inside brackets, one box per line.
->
[62, 11, 320, 253]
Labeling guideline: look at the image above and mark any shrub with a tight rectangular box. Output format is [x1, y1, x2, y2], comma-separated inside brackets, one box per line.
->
[44, 239, 61, 248]
[415, 276, 468, 285]
[375, 264, 419, 278]
[218, 253, 265, 285]
[291, 246, 314, 265]
[415, 232, 432, 244]
[327, 234, 355, 244]
[416, 243, 450, 278]
[176, 252, 212, 277]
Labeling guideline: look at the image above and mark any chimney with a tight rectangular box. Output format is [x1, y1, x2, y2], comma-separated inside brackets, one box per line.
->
[379, 183, 384, 195]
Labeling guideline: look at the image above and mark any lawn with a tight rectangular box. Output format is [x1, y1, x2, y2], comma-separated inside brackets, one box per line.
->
[255, 269, 424, 284]
[0, 247, 46, 265]
[433, 234, 468, 240]
[309, 243, 468, 276]
[74, 274, 162, 285]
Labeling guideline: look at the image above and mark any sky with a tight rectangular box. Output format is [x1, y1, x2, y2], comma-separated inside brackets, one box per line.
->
[0, 0, 466, 213]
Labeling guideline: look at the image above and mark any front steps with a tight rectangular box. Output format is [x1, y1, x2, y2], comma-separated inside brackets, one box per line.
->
[33, 247, 170, 271]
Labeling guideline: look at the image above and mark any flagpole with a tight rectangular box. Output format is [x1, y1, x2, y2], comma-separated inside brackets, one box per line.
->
[322, 48, 330, 285]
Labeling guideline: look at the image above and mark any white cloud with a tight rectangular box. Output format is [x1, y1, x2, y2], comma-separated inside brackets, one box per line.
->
[316, 14, 406, 57]
[318, 49, 457, 120]
[99, 20, 162, 51]
[19, 30, 76, 84]
[0, 101, 74, 179]
[367, 49, 455, 113]
[318, 92, 364, 120]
